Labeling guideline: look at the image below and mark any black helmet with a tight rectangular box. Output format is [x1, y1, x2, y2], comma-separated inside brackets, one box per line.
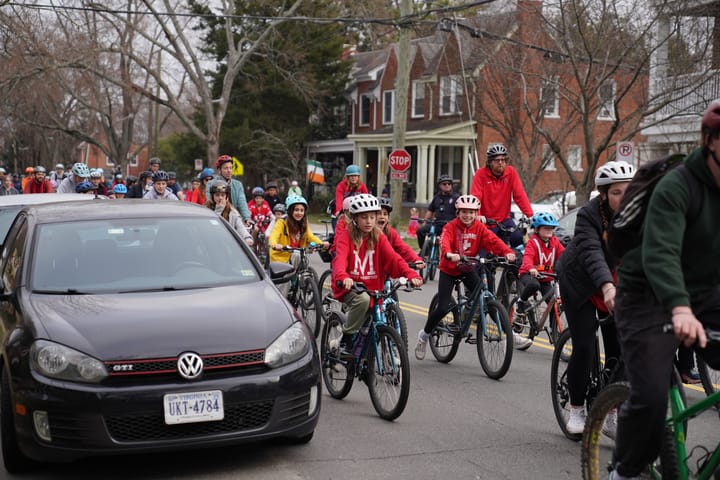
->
[379, 196, 392, 212]
[265, 181, 278, 190]
[149, 157, 161, 166]
[167, 171, 177, 179]
[126, 175, 137, 183]
[152, 170, 169, 182]
[437, 174, 452, 185]
[139, 171, 152, 181]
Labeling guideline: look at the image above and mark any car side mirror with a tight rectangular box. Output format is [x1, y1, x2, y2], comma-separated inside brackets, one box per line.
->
[268, 262, 295, 285]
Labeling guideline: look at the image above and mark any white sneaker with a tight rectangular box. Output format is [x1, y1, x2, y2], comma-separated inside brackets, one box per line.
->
[328, 325, 343, 350]
[415, 330, 429, 360]
[513, 332, 532, 350]
[602, 408, 617, 440]
[566, 406, 586, 435]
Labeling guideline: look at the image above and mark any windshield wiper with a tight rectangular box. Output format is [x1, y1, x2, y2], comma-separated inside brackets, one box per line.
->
[33, 289, 90, 295]
[118, 286, 191, 293]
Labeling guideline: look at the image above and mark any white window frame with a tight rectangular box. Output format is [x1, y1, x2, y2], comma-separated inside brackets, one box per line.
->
[412, 80, 425, 118]
[440, 75, 462, 115]
[383, 90, 395, 125]
[129, 155, 138, 167]
[597, 80, 616, 120]
[359, 93, 371, 126]
[541, 144, 556, 171]
[568, 145, 583, 172]
[105, 154, 115, 166]
[541, 77, 560, 118]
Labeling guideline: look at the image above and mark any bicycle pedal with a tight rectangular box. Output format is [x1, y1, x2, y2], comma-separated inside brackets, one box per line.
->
[466, 336, 477, 345]
[445, 323, 461, 335]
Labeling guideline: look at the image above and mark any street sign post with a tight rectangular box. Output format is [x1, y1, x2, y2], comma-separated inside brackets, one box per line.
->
[388, 149, 411, 172]
[390, 171, 408, 181]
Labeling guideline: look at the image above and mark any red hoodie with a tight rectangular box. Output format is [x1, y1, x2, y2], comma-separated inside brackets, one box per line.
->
[438, 218, 512, 277]
[23, 179, 54, 194]
[383, 225, 422, 264]
[332, 228, 421, 301]
[470, 165, 533, 222]
[334, 181, 368, 216]
[518, 233, 565, 281]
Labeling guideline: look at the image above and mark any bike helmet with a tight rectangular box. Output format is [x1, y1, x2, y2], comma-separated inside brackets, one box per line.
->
[348, 194, 380, 214]
[215, 154, 233, 169]
[455, 194, 481, 210]
[34, 166, 46, 174]
[25, 166, 34, 174]
[126, 175, 137, 183]
[273, 203, 287, 214]
[75, 181, 97, 193]
[345, 164, 361, 176]
[209, 180, 228, 195]
[71, 162, 90, 178]
[152, 170, 169, 182]
[594, 160, 635, 186]
[252, 186, 265, 197]
[342, 196, 353, 212]
[199, 168, 214, 181]
[285, 195, 308, 209]
[486, 144, 508, 159]
[139, 170, 152, 181]
[530, 212, 559, 229]
[379, 196, 392, 212]
[167, 171, 176, 179]
[149, 157, 161, 166]
[89, 169, 102, 179]
[113, 183, 127, 194]
[702, 100, 720, 143]
[55, 163, 64, 170]
[437, 174, 453, 185]
[265, 181, 278, 190]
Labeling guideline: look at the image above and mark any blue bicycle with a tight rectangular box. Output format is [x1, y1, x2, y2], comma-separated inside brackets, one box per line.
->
[419, 219, 445, 282]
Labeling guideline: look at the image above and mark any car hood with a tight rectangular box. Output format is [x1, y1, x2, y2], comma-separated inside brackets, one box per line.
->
[25, 281, 295, 360]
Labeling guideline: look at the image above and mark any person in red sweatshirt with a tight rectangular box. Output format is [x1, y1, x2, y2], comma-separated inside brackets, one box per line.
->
[23, 166, 54, 194]
[332, 194, 422, 352]
[414, 194, 519, 360]
[376, 196, 423, 268]
[470, 143, 533, 248]
[332, 164, 368, 231]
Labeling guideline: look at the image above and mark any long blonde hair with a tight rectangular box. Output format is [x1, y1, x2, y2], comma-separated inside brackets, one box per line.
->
[348, 215, 381, 250]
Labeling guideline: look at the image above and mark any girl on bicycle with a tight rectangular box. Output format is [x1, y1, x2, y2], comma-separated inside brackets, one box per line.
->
[556, 160, 634, 435]
[377, 197, 424, 268]
[206, 180, 254, 247]
[514, 212, 565, 347]
[332, 194, 422, 352]
[414, 194, 518, 360]
[332, 164, 368, 231]
[248, 186, 272, 244]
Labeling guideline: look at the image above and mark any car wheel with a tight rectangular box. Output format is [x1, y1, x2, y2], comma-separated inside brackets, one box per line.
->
[1, 367, 36, 473]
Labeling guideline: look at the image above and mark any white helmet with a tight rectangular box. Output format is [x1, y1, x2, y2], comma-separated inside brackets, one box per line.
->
[456, 194, 481, 210]
[348, 194, 380, 214]
[594, 160, 635, 186]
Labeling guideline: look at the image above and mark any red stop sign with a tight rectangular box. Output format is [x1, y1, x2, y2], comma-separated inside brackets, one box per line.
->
[388, 149, 411, 172]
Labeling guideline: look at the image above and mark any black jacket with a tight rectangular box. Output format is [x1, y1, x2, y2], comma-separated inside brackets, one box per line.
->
[556, 196, 616, 307]
[126, 183, 145, 199]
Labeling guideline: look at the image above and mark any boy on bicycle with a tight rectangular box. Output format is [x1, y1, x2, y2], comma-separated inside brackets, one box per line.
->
[377, 197, 424, 269]
[514, 212, 565, 344]
[332, 194, 422, 354]
[414, 194, 520, 360]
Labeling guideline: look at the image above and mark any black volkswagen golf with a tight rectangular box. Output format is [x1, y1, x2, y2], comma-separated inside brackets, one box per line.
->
[0, 200, 320, 472]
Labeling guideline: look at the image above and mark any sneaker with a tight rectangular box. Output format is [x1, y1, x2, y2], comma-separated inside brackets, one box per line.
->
[566, 406, 586, 435]
[681, 368, 702, 385]
[602, 408, 617, 440]
[415, 330, 429, 360]
[513, 331, 532, 350]
[328, 325, 343, 350]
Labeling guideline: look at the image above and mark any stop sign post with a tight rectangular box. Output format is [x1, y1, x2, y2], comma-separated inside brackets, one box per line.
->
[388, 149, 411, 172]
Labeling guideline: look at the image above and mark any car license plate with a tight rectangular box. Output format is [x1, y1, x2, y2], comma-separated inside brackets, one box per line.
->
[163, 390, 224, 425]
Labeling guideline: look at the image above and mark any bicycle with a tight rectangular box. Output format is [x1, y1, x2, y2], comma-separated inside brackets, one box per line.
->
[550, 312, 623, 441]
[320, 279, 417, 421]
[509, 270, 567, 350]
[280, 245, 323, 338]
[248, 218, 270, 267]
[485, 218, 528, 313]
[580, 326, 717, 479]
[426, 255, 513, 379]
[418, 219, 445, 282]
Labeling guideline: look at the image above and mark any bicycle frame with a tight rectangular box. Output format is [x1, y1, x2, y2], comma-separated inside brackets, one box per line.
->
[528, 276, 564, 335]
[451, 258, 505, 339]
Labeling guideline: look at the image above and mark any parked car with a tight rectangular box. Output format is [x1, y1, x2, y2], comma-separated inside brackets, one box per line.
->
[0, 200, 320, 473]
[554, 207, 579, 246]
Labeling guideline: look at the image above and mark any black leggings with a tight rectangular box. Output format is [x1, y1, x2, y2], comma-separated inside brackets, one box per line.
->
[423, 270, 479, 334]
[517, 273, 553, 302]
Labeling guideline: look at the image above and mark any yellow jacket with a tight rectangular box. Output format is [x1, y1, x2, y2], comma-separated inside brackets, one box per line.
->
[268, 218, 323, 263]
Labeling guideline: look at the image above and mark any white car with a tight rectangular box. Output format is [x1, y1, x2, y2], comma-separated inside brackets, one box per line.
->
[511, 190, 599, 220]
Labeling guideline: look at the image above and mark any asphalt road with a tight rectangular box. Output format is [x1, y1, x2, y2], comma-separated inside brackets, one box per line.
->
[5, 252, 716, 480]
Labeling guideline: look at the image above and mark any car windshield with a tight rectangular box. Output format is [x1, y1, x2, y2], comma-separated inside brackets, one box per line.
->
[558, 208, 578, 232]
[30, 217, 261, 293]
[0, 206, 22, 244]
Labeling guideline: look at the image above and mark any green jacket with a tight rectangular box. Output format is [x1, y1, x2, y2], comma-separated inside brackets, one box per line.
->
[617, 147, 720, 311]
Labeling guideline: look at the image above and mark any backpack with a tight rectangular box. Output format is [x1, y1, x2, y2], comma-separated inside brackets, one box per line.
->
[326, 198, 336, 216]
[607, 153, 702, 259]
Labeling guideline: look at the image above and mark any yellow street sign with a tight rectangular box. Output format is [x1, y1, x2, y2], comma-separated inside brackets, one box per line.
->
[232, 156, 244, 176]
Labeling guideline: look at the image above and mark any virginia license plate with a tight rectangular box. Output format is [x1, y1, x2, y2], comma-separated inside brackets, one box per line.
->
[163, 390, 224, 425]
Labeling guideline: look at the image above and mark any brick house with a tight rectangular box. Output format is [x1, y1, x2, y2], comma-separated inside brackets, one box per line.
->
[75, 140, 150, 178]
[307, 0, 647, 205]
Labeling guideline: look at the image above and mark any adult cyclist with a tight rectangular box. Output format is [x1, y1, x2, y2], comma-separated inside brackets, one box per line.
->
[57, 163, 91, 193]
[416, 174, 458, 253]
[208, 155, 251, 222]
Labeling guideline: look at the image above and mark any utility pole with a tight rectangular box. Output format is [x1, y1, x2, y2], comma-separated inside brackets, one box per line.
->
[390, 0, 412, 228]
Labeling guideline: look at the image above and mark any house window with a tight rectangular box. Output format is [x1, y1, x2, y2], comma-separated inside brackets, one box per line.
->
[598, 81, 615, 120]
[412, 81, 425, 118]
[542, 144, 556, 171]
[568, 145, 582, 171]
[129, 155, 138, 167]
[440, 75, 462, 115]
[359, 94, 371, 126]
[383, 90, 394, 125]
[541, 77, 559, 118]
[105, 154, 115, 166]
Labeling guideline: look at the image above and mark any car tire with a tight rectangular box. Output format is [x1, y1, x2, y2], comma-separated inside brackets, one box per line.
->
[1, 367, 36, 473]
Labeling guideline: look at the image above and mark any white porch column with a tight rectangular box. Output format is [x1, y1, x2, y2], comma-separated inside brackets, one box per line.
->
[417, 144, 428, 204]
[461, 144, 470, 194]
[427, 145, 436, 204]
[356, 145, 367, 184]
[377, 146, 387, 195]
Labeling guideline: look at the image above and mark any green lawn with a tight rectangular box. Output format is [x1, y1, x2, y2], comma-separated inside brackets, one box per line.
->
[307, 212, 419, 251]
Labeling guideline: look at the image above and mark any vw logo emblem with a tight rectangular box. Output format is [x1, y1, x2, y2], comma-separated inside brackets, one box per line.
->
[177, 352, 204, 379]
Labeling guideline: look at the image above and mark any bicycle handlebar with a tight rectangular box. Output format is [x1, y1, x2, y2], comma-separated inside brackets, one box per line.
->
[662, 324, 720, 345]
[336, 279, 420, 295]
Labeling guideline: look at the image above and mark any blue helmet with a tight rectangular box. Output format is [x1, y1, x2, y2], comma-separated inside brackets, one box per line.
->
[113, 183, 127, 194]
[199, 168, 214, 181]
[75, 181, 97, 193]
[285, 195, 307, 210]
[531, 212, 559, 229]
[345, 164, 360, 176]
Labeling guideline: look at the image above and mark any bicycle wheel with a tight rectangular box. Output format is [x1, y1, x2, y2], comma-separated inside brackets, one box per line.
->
[496, 268, 517, 312]
[366, 325, 410, 421]
[551, 329, 581, 441]
[476, 299, 513, 380]
[385, 303, 408, 352]
[546, 300, 567, 346]
[320, 312, 354, 399]
[697, 356, 720, 400]
[428, 293, 461, 363]
[420, 238, 433, 282]
[298, 275, 322, 338]
[428, 241, 439, 281]
[255, 234, 268, 267]
[581, 382, 629, 480]
[318, 268, 333, 320]
[508, 296, 536, 348]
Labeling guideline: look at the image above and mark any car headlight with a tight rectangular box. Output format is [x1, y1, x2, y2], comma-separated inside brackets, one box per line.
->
[30, 340, 108, 383]
[265, 322, 311, 368]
